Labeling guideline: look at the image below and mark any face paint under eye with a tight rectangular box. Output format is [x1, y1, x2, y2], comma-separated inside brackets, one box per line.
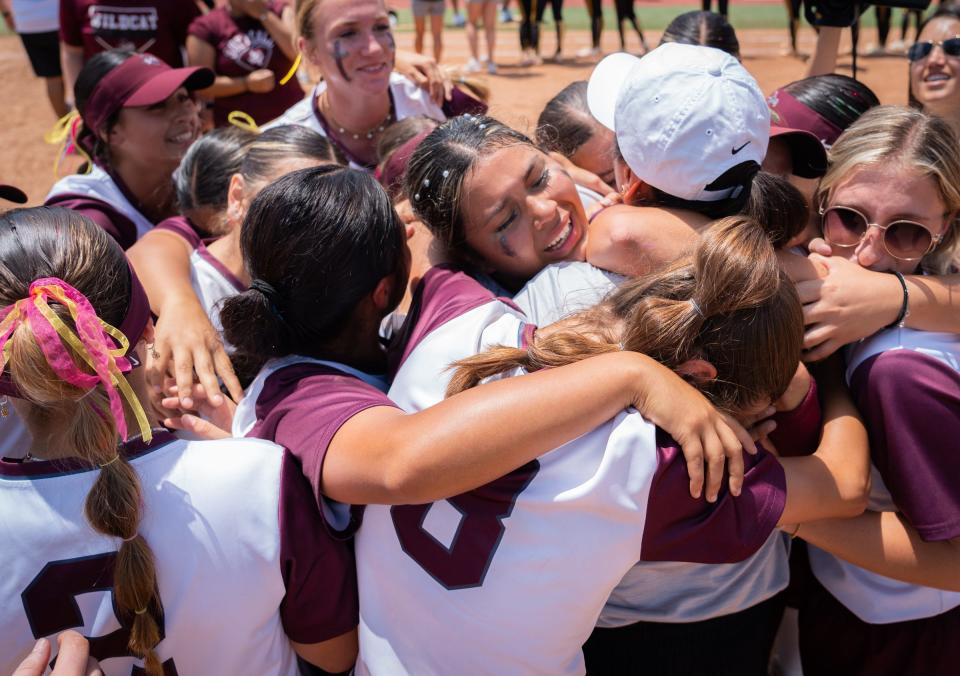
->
[333, 39, 351, 81]
[498, 233, 517, 258]
[383, 29, 396, 53]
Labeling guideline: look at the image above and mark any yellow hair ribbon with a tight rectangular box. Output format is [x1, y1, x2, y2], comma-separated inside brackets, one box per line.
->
[0, 300, 29, 368]
[28, 284, 152, 444]
[44, 110, 79, 146]
[227, 110, 260, 133]
[43, 110, 92, 179]
[279, 53, 301, 85]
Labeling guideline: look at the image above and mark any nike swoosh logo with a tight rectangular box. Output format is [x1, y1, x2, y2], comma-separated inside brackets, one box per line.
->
[731, 141, 751, 155]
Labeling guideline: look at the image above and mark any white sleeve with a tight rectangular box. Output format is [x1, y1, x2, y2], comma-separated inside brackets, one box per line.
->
[514, 262, 622, 326]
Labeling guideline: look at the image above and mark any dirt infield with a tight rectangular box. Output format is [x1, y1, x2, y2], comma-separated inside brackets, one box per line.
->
[0, 25, 907, 206]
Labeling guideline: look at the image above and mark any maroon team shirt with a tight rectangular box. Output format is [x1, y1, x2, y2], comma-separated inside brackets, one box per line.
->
[247, 363, 397, 535]
[188, 1, 304, 127]
[60, 0, 201, 66]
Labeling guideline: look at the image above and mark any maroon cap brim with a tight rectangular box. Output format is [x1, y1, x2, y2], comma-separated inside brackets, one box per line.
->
[0, 185, 27, 204]
[770, 125, 828, 179]
[124, 66, 215, 108]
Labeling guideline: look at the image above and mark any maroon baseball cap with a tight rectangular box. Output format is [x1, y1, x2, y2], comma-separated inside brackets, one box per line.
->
[83, 53, 214, 135]
[769, 125, 828, 179]
[0, 185, 27, 204]
[375, 128, 434, 199]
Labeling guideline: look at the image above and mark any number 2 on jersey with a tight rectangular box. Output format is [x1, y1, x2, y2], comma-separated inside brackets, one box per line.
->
[21, 552, 177, 674]
[391, 461, 539, 590]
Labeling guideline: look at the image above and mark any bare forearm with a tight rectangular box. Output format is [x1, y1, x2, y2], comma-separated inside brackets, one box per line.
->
[778, 372, 869, 525]
[903, 273, 960, 334]
[326, 352, 652, 504]
[805, 25, 841, 78]
[199, 76, 250, 99]
[800, 511, 960, 592]
[262, 11, 296, 60]
[127, 232, 198, 315]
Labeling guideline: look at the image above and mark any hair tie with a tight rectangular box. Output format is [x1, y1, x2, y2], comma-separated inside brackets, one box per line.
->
[250, 278, 284, 318]
[44, 111, 92, 178]
[134, 607, 149, 616]
[100, 454, 120, 468]
[121, 532, 138, 542]
[250, 278, 280, 302]
[227, 110, 260, 133]
[689, 299, 705, 318]
[0, 278, 153, 444]
[279, 53, 302, 86]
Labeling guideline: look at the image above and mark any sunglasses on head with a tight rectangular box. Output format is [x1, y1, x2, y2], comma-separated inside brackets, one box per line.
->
[820, 205, 944, 262]
[908, 37, 960, 62]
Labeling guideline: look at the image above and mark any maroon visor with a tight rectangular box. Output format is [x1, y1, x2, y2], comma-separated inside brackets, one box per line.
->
[767, 89, 844, 149]
[769, 125, 828, 179]
[83, 53, 214, 135]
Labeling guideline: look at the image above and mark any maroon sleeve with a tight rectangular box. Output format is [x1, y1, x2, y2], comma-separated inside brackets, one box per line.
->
[640, 429, 786, 563]
[44, 195, 139, 250]
[154, 215, 203, 249]
[387, 265, 508, 377]
[248, 365, 398, 520]
[187, 12, 217, 44]
[442, 87, 488, 118]
[768, 377, 821, 458]
[851, 350, 960, 542]
[278, 449, 359, 643]
[60, 0, 83, 46]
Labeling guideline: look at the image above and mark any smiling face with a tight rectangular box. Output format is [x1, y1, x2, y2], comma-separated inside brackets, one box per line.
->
[460, 144, 588, 289]
[108, 87, 201, 167]
[825, 164, 950, 274]
[910, 16, 960, 114]
[301, 0, 395, 95]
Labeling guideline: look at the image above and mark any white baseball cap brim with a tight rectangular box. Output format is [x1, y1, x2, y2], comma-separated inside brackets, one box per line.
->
[586, 52, 641, 132]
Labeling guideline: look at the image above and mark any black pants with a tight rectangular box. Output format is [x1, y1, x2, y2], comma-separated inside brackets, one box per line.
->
[785, 0, 801, 52]
[585, 0, 602, 48]
[614, 0, 645, 49]
[702, 0, 729, 17]
[520, 0, 563, 50]
[582, 592, 787, 676]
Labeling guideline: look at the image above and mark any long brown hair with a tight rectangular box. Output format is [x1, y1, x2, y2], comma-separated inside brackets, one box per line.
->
[0, 208, 164, 674]
[448, 216, 803, 414]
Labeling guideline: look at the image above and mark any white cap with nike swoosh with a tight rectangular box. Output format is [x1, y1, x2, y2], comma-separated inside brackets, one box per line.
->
[587, 43, 770, 202]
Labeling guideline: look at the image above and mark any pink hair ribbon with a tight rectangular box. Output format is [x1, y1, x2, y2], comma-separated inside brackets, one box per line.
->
[0, 278, 151, 444]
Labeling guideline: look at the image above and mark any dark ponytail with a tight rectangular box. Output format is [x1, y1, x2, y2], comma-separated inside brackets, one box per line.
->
[220, 165, 406, 373]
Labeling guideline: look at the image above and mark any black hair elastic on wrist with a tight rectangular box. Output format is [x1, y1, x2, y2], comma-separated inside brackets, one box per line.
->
[886, 271, 909, 329]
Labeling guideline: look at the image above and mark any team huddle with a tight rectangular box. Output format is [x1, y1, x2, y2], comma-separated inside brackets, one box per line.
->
[1, 1, 959, 675]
